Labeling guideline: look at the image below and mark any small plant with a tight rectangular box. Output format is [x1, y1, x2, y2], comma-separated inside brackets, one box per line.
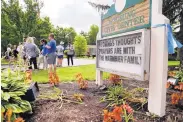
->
[73, 93, 84, 102]
[49, 72, 60, 86]
[109, 74, 121, 85]
[175, 70, 183, 82]
[103, 102, 134, 122]
[171, 92, 183, 105]
[101, 85, 147, 108]
[75, 73, 88, 89]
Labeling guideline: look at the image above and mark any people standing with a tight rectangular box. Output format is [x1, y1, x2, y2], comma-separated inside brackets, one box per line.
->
[42, 39, 48, 70]
[66, 43, 75, 66]
[56, 41, 64, 67]
[46, 33, 59, 86]
[24, 37, 39, 70]
[6, 44, 12, 60]
[37, 40, 44, 69]
[13, 45, 19, 60]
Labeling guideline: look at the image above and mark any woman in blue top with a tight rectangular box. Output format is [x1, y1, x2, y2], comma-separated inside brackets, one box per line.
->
[41, 39, 48, 70]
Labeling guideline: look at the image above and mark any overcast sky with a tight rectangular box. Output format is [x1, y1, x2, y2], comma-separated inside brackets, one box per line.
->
[38, 0, 113, 32]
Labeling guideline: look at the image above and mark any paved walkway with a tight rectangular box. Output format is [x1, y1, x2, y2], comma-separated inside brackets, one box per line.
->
[1, 58, 95, 69]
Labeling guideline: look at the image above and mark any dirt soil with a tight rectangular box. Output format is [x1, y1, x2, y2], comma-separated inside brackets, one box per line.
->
[26, 80, 183, 122]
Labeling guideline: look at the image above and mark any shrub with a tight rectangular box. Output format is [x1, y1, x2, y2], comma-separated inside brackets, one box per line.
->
[75, 73, 88, 89]
[73, 35, 87, 57]
[1, 69, 32, 122]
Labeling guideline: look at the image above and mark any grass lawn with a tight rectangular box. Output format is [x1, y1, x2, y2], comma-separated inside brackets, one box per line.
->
[32, 64, 109, 83]
[168, 61, 180, 66]
[1, 59, 9, 64]
[31, 61, 180, 83]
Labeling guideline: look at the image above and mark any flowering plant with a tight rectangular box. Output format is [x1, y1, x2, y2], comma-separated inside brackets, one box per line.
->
[103, 102, 134, 122]
[75, 73, 88, 89]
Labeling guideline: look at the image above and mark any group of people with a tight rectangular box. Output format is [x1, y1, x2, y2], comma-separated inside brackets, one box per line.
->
[5, 33, 75, 71]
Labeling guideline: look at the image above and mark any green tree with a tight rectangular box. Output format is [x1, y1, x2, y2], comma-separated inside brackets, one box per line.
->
[31, 17, 54, 44]
[88, 24, 99, 45]
[80, 31, 89, 43]
[73, 35, 87, 57]
[54, 27, 77, 46]
[53, 26, 65, 45]
[64, 27, 77, 44]
[1, 0, 40, 52]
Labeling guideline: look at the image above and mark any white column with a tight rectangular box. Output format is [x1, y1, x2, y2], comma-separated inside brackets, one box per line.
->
[95, 12, 103, 86]
[148, 0, 169, 117]
[96, 70, 103, 85]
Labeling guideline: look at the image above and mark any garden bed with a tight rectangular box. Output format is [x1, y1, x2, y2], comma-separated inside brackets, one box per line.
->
[26, 80, 183, 122]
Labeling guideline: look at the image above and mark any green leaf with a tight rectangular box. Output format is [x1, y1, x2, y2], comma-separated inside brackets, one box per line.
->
[9, 91, 25, 97]
[4, 104, 23, 113]
[2, 92, 10, 101]
[1, 106, 5, 113]
[1, 82, 8, 88]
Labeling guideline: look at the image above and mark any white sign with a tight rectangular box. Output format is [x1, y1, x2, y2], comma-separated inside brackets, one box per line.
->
[96, 29, 150, 80]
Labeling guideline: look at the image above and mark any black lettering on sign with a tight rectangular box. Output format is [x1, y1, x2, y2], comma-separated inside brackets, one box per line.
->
[123, 47, 135, 54]
[97, 32, 143, 66]
[114, 47, 122, 54]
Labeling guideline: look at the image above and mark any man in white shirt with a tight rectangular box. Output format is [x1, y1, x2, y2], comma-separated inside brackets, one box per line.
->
[56, 41, 64, 67]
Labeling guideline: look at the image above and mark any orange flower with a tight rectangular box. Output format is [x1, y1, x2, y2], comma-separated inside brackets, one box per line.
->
[109, 74, 121, 84]
[112, 106, 122, 121]
[103, 110, 113, 122]
[75, 73, 88, 89]
[14, 117, 25, 122]
[53, 73, 60, 85]
[171, 93, 180, 105]
[5, 109, 13, 122]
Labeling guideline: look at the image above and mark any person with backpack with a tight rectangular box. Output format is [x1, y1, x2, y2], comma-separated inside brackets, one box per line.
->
[66, 43, 75, 66]
[56, 41, 64, 67]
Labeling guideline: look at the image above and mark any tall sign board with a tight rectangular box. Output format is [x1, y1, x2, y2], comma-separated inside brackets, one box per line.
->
[97, 0, 151, 81]
[96, 0, 169, 117]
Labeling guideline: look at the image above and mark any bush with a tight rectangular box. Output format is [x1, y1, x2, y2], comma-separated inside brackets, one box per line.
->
[1, 68, 32, 121]
[73, 35, 87, 57]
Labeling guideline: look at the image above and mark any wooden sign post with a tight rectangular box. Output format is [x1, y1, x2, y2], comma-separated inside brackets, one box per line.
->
[148, 0, 169, 117]
[96, 0, 169, 116]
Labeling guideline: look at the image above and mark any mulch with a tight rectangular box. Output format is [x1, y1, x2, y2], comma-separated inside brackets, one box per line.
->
[25, 80, 183, 122]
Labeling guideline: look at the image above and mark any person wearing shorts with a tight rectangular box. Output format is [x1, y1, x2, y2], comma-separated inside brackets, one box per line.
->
[45, 33, 57, 73]
[56, 42, 64, 67]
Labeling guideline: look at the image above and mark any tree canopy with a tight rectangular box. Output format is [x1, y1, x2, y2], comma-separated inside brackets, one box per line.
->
[1, 0, 39, 51]
[1, 0, 100, 53]
[88, 24, 99, 45]
[74, 35, 87, 57]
